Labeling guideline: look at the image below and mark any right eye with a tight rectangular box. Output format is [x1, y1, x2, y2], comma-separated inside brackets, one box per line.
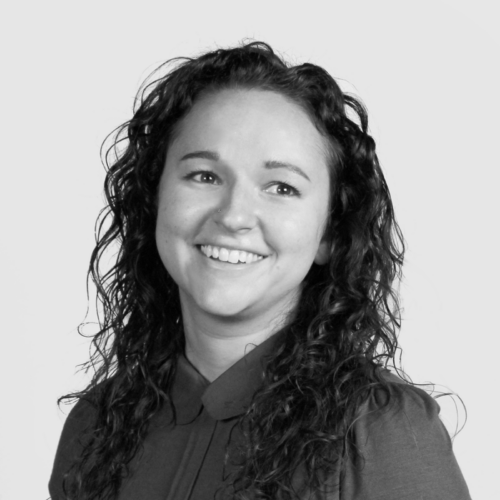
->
[186, 170, 220, 184]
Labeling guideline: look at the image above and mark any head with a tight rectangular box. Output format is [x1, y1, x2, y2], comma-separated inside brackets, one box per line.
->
[99, 42, 401, 347]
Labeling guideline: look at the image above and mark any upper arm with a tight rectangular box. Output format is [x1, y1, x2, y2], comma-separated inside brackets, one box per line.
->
[340, 384, 471, 500]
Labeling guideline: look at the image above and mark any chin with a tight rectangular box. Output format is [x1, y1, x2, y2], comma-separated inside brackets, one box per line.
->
[188, 288, 254, 319]
[198, 300, 252, 319]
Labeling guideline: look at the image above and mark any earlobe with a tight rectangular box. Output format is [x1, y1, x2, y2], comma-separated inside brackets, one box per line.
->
[314, 240, 330, 265]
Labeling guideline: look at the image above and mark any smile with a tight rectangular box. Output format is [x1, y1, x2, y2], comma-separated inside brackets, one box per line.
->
[199, 245, 265, 264]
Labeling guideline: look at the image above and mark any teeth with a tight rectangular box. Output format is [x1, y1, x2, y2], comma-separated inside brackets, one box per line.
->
[219, 248, 229, 262]
[200, 245, 264, 264]
[228, 250, 240, 263]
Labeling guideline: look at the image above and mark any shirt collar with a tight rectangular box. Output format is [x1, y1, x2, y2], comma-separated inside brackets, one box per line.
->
[170, 355, 209, 424]
[172, 332, 282, 422]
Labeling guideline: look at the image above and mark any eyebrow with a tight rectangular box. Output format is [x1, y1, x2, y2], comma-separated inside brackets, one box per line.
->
[180, 150, 220, 162]
[179, 150, 311, 182]
[264, 160, 310, 182]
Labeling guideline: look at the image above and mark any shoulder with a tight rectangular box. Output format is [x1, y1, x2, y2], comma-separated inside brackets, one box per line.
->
[356, 370, 442, 441]
[340, 371, 471, 500]
[48, 393, 99, 499]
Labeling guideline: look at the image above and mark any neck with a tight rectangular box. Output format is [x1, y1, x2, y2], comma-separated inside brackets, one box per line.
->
[180, 296, 294, 382]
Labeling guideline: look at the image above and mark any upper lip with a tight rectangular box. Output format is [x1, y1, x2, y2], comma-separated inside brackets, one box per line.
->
[196, 242, 268, 257]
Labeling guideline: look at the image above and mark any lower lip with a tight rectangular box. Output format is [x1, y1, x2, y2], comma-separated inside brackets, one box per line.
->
[196, 246, 267, 269]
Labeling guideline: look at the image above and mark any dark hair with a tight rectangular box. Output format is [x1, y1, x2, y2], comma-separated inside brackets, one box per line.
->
[60, 41, 405, 499]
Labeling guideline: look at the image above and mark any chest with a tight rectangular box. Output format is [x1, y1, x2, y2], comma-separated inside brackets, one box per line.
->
[116, 409, 241, 500]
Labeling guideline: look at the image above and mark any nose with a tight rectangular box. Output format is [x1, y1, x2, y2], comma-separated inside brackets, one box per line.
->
[213, 182, 258, 233]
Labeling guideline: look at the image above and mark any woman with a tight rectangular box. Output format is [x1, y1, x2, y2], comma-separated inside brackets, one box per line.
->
[49, 42, 471, 499]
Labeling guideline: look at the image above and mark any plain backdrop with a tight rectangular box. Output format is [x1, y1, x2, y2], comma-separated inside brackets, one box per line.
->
[1, 0, 498, 498]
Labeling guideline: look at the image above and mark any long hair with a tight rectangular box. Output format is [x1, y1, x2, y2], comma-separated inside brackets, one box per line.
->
[59, 41, 405, 499]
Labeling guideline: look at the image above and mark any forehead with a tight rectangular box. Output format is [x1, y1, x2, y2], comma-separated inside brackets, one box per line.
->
[169, 89, 330, 166]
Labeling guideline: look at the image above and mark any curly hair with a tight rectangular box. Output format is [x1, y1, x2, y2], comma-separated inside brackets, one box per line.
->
[59, 41, 405, 499]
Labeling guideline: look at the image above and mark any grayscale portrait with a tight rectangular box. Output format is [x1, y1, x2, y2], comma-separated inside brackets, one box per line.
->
[3, 3, 498, 499]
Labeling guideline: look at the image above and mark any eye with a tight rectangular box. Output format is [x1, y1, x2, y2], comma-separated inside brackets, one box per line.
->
[266, 182, 301, 197]
[186, 170, 220, 184]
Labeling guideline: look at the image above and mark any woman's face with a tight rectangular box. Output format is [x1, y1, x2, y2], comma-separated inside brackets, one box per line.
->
[156, 89, 331, 323]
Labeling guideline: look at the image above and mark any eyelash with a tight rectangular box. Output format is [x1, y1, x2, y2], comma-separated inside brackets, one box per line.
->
[185, 170, 301, 197]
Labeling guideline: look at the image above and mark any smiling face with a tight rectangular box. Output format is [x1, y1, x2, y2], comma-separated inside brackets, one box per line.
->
[156, 89, 331, 326]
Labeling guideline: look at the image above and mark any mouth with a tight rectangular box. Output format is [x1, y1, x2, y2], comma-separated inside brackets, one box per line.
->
[197, 245, 267, 264]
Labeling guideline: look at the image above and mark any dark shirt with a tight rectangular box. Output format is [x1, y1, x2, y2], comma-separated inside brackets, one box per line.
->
[49, 335, 471, 499]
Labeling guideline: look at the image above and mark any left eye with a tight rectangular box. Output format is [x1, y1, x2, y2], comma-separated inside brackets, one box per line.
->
[266, 182, 300, 197]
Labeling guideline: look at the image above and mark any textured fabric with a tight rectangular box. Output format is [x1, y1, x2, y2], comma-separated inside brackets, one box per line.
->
[49, 336, 471, 500]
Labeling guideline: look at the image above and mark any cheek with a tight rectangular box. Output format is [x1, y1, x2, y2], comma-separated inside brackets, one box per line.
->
[156, 205, 176, 243]
[155, 204, 188, 280]
[157, 191, 190, 236]
[274, 210, 325, 258]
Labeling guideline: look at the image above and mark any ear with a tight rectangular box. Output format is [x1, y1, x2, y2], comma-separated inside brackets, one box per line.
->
[314, 239, 330, 265]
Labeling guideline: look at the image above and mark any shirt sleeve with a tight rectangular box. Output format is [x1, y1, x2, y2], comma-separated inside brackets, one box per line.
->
[48, 397, 97, 500]
[340, 382, 471, 500]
